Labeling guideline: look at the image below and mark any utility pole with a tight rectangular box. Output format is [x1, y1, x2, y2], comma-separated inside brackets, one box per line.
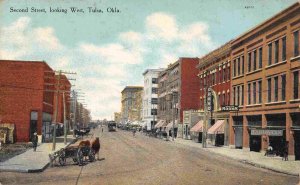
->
[63, 92, 67, 145]
[172, 91, 178, 141]
[202, 89, 207, 148]
[52, 70, 61, 151]
[50, 70, 76, 151]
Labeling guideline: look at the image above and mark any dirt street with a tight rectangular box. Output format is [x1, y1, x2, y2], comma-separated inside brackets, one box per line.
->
[0, 128, 298, 185]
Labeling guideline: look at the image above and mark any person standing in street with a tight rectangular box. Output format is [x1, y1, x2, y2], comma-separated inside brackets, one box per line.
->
[32, 132, 38, 152]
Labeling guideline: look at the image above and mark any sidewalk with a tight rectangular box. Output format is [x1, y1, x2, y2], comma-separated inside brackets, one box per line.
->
[0, 135, 76, 173]
[174, 138, 300, 176]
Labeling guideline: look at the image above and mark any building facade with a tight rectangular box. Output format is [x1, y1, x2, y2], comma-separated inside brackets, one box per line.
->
[121, 86, 143, 124]
[157, 57, 200, 137]
[197, 42, 232, 146]
[229, 2, 300, 160]
[142, 69, 165, 131]
[0, 60, 54, 142]
[114, 112, 121, 124]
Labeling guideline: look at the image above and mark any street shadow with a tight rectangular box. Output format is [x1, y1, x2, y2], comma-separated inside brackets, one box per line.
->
[97, 157, 105, 161]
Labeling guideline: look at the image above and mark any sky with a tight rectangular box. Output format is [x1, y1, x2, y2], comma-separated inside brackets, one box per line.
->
[0, 0, 297, 120]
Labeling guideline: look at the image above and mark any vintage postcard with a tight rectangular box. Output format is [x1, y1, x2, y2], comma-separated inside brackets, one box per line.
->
[0, 0, 300, 184]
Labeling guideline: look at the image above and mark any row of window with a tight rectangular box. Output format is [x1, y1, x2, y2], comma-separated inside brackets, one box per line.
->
[267, 74, 286, 103]
[268, 36, 286, 66]
[231, 31, 300, 78]
[200, 66, 230, 88]
[233, 71, 299, 106]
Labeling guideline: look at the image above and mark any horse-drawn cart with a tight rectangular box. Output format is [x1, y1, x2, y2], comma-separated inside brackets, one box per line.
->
[58, 139, 95, 166]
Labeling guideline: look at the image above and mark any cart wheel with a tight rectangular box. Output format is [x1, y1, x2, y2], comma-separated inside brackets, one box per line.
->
[59, 157, 66, 166]
[89, 150, 95, 162]
[77, 148, 83, 166]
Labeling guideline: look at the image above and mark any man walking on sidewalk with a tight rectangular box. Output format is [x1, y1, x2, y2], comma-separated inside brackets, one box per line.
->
[32, 132, 38, 152]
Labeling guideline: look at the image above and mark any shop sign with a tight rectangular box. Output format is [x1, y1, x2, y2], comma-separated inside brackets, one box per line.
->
[221, 105, 239, 111]
[251, 129, 283, 136]
[207, 88, 212, 112]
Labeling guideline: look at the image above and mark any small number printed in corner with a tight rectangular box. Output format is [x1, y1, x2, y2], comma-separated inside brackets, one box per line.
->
[245, 5, 254, 9]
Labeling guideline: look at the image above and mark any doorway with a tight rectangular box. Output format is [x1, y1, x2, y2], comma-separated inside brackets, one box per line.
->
[29, 111, 38, 141]
[294, 131, 300, 160]
[250, 135, 261, 152]
[235, 127, 243, 149]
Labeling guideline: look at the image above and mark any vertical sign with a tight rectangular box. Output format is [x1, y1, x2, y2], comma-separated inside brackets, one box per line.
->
[207, 88, 212, 112]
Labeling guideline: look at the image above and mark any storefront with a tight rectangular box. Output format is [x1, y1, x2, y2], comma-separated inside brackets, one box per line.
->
[265, 114, 286, 156]
[207, 120, 225, 146]
[291, 112, 300, 160]
[232, 116, 243, 149]
[247, 115, 262, 152]
[190, 120, 203, 143]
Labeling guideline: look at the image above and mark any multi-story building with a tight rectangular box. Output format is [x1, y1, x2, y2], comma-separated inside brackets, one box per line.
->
[121, 86, 143, 124]
[229, 2, 300, 160]
[142, 69, 165, 131]
[0, 60, 54, 142]
[197, 42, 231, 146]
[157, 57, 200, 137]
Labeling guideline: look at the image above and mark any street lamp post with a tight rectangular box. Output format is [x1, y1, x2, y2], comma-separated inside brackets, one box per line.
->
[172, 91, 178, 141]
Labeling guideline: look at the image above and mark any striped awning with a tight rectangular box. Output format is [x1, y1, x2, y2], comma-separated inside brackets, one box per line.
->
[154, 120, 166, 128]
[166, 120, 178, 130]
[190, 120, 203, 132]
[207, 120, 225, 134]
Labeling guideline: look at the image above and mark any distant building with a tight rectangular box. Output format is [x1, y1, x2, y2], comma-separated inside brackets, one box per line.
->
[121, 86, 143, 124]
[0, 60, 54, 142]
[114, 112, 121, 124]
[142, 69, 165, 131]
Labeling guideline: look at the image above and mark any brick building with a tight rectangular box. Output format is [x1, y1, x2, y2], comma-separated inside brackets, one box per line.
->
[196, 42, 231, 146]
[157, 57, 200, 138]
[0, 60, 54, 142]
[229, 2, 300, 160]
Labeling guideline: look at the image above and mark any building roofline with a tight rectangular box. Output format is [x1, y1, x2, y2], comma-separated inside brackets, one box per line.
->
[142, 68, 166, 75]
[197, 41, 232, 69]
[231, 2, 300, 46]
[0, 59, 53, 71]
[121, 86, 143, 93]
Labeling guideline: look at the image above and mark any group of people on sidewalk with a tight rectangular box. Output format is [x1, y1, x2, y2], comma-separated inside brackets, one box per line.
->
[264, 141, 289, 161]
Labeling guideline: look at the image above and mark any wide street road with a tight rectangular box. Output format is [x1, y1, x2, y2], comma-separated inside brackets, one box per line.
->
[0, 128, 298, 185]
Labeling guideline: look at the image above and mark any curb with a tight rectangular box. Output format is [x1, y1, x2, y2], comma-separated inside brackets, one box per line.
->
[0, 137, 77, 173]
[174, 139, 299, 177]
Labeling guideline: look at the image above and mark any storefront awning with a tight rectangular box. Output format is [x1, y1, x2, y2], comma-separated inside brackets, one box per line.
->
[207, 120, 225, 134]
[166, 121, 178, 130]
[154, 120, 165, 128]
[190, 120, 203, 132]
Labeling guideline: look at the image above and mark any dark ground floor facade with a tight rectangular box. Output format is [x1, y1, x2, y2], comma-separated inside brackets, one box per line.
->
[229, 109, 300, 160]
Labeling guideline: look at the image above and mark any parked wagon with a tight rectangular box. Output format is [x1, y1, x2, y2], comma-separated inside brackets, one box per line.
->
[58, 139, 95, 166]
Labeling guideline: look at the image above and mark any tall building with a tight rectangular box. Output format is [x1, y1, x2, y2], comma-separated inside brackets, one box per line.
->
[229, 2, 300, 160]
[142, 69, 165, 131]
[121, 86, 143, 124]
[157, 57, 200, 137]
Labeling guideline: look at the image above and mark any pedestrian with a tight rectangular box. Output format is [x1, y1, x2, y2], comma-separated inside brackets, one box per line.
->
[102, 127, 104, 133]
[32, 132, 38, 152]
[282, 141, 289, 161]
[133, 129, 136, 137]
